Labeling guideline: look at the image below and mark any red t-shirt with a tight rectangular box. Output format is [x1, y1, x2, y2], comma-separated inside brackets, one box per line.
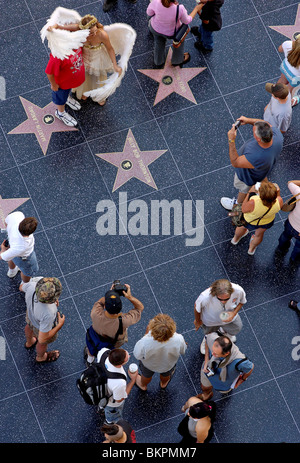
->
[45, 48, 85, 89]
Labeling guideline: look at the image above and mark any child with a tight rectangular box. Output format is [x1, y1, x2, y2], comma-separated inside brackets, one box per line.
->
[263, 82, 292, 134]
[191, 0, 224, 52]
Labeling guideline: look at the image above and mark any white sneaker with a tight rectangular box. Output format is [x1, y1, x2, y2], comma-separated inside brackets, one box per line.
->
[66, 96, 81, 111]
[200, 337, 206, 354]
[220, 197, 238, 211]
[55, 110, 77, 127]
[231, 229, 249, 245]
[7, 266, 20, 278]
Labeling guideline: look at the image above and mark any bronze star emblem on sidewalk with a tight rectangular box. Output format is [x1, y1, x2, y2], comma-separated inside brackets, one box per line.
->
[95, 129, 167, 192]
[0, 195, 29, 230]
[8, 97, 78, 155]
[269, 4, 300, 39]
[138, 47, 206, 106]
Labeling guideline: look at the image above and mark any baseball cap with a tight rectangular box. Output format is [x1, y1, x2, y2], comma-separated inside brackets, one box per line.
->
[35, 277, 62, 303]
[105, 290, 122, 314]
[265, 82, 289, 99]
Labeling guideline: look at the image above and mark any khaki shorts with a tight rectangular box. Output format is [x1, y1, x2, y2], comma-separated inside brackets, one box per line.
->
[233, 173, 251, 194]
[26, 311, 58, 345]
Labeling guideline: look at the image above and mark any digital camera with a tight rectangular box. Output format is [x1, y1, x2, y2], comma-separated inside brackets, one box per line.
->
[112, 280, 128, 296]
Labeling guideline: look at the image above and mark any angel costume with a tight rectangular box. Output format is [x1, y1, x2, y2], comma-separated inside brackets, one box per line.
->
[41, 7, 136, 104]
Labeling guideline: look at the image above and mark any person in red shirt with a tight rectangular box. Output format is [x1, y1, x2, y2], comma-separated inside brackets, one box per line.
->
[45, 47, 85, 126]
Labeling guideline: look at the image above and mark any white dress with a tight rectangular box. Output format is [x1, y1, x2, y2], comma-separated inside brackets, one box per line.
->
[73, 43, 114, 100]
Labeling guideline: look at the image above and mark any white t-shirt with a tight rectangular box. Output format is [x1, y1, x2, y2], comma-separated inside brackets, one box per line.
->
[23, 280, 58, 332]
[282, 41, 300, 76]
[97, 348, 127, 408]
[1, 212, 34, 261]
[195, 283, 247, 327]
[133, 331, 187, 373]
[288, 182, 300, 232]
[263, 94, 292, 132]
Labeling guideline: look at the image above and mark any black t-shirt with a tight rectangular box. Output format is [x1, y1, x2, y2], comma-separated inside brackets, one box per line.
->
[117, 419, 136, 443]
[200, 0, 225, 31]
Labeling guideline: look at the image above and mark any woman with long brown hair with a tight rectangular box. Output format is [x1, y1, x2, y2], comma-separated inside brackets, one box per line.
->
[278, 33, 300, 106]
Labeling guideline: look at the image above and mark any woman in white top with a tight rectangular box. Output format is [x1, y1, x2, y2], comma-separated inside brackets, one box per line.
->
[133, 314, 187, 390]
[278, 33, 300, 106]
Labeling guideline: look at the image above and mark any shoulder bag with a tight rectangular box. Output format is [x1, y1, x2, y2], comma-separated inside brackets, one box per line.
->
[281, 192, 300, 212]
[173, 5, 190, 48]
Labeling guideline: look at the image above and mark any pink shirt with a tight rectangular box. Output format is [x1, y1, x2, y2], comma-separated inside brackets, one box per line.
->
[147, 0, 192, 37]
[288, 182, 300, 232]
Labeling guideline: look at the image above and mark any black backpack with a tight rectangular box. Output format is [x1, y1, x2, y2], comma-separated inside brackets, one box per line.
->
[76, 349, 126, 407]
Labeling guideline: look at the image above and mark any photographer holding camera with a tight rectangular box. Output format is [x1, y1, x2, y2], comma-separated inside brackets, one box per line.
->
[198, 332, 254, 400]
[85, 282, 144, 365]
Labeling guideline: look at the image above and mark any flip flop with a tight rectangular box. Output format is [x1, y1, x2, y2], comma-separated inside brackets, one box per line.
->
[24, 338, 38, 350]
[36, 350, 60, 363]
[291, 95, 300, 107]
[135, 375, 147, 391]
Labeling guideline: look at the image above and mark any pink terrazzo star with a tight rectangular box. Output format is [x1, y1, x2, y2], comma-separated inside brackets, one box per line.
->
[0, 196, 29, 230]
[96, 129, 167, 192]
[138, 47, 206, 106]
[8, 97, 78, 155]
[269, 4, 300, 39]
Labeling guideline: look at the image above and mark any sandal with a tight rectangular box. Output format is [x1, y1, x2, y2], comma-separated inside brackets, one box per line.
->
[288, 300, 299, 311]
[172, 52, 191, 68]
[24, 338, 38, 350]
[36, 350, 60, 363]
[291, 95, 300, 107]
[135, 375, 147, 391]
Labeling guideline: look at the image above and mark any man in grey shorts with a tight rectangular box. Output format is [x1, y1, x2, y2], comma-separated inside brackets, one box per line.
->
[220, 116, 283, 211]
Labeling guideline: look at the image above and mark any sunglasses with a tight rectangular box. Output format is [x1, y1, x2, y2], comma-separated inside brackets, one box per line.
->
[217, 296, 230, 302]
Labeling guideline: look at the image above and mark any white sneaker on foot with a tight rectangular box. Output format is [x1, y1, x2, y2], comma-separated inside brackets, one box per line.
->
[7, 266, 20, 278]
[231, 229, 249, 245]
[220, 197, 238, 211]
[200, 337, 206, 354]
[55, 110, 77, 127]
[66, 96, 81, 111]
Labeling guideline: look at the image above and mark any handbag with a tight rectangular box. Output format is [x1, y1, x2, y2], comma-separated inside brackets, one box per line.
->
[281, 192, 300, 212]
[228, 202, 272, 228]
[172, 5, 190, 48]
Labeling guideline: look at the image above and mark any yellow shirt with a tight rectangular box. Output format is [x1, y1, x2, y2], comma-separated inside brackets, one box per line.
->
[244, 195, 280, 226]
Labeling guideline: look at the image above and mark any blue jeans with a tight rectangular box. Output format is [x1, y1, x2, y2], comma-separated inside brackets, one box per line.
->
[199, 24, 214, 50]
[13, 250, 39, 277]
[104, 401, 125, 423]
[278, 219, 300, 261]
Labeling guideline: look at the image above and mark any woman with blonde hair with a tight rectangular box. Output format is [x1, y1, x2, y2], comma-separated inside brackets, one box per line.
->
[133, 314, 187, 390]
[278, 33, 300, 106]
[231, 181, 283, 255]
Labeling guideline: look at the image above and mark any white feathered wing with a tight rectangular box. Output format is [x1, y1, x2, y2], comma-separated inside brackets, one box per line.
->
[83, 23, 137, 102]
[40, 7, 89, 60]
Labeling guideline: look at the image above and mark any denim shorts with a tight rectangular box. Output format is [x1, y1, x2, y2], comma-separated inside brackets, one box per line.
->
[13, 251, 39, 277]
[104, 401, 125, 424]
[52, 88, 71, 106]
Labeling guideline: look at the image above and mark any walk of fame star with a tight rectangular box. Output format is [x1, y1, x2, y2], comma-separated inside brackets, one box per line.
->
[95, 129, 167, 192]
[269, 4, 300, 39]
[8, 97, 78, 155]
[0, 195, 29, 230]
[138, 47, 206, 106]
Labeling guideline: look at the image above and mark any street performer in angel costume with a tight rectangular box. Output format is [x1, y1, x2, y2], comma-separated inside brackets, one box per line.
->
[41, 7, 136, 116]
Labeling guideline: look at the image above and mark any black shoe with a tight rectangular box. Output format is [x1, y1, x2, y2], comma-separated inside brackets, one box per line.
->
[191, 26, 201, 39]
[194, 41, 213, 52]
[288, 300, 299, 312]
[103, 0, 117, 12]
